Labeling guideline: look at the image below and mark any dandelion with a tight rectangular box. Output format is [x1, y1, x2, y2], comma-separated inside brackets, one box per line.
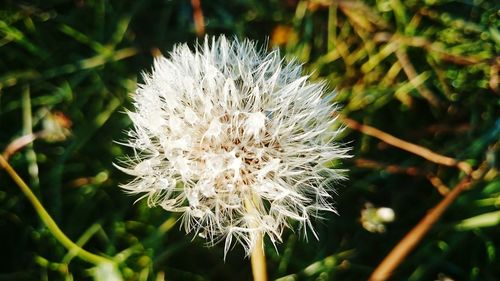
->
[117, 36, 350, 257]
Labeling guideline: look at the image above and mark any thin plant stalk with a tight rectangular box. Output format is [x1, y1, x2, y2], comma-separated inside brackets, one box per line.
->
[0, 154, 113, 266]
[244, 197, 268, 281]
[342, 117, 472, 174]
[368, 176, 471, 280]
[251, 233, 268, 281]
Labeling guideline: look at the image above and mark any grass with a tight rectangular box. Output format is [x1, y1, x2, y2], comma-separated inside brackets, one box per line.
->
[0, 0, 498, 280]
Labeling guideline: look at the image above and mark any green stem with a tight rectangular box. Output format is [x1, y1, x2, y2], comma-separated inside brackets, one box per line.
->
[0, 154, 113, 266]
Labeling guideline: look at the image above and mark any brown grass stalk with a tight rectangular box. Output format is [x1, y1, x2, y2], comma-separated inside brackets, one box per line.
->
[352, 158, 450, 195]
[368, 176, 471, 280]
[395, 49, 441, 107]
[191, 0, 205, 37]
[342, 117, 472, 174]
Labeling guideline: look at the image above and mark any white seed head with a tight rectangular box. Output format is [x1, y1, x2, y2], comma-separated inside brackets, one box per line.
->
[117, 35, 350, 256]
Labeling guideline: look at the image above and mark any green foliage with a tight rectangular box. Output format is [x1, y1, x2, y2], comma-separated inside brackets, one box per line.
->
[0, 0, 498, 280]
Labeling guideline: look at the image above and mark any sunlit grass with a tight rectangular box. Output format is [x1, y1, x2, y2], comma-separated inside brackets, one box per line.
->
[0, 1, 498, 280]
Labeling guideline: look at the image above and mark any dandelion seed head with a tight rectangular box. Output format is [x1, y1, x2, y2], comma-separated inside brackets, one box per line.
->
[117, 35, 350, 255]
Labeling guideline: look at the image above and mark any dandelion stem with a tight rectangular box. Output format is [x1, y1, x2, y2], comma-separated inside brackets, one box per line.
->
[251, 232, 268, 281]
[0, 155, 114, 266]
[244, 196, 268, 281]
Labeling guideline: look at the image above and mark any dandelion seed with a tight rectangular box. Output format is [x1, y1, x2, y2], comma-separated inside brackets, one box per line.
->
[117, 35, 350, 255]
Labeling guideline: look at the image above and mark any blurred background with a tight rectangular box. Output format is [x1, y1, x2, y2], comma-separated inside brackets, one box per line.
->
[0, 0, 498, 280]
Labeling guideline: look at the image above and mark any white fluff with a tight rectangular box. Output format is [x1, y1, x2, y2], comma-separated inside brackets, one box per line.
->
[117, 36, 350, 256]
